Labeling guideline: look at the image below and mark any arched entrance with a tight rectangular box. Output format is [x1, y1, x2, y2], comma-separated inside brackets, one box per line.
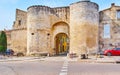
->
[55, 33, 69, 55]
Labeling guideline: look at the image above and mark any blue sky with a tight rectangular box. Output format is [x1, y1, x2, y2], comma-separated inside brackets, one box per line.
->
[0, 0, 120, 30]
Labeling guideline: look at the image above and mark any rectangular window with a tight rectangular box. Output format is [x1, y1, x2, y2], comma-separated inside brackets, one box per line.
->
[117, 10, 120, 19]
[104, 24, 110, 38]
[18, 20, 21, 25]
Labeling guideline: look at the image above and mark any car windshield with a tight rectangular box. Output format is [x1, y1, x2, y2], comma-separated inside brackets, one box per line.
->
[115, 48, 120, 50]
[107, 48, 113, 50]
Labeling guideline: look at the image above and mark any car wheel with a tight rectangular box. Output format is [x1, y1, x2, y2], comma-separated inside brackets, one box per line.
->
[107, 52, 112, 56]
[17, 52, 24, 57]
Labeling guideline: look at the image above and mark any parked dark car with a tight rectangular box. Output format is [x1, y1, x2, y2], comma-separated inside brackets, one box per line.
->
[104, 48, 120, 56]
[5, 49, 14, 56]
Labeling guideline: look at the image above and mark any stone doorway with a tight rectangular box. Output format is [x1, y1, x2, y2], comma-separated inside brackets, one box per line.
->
[55, 33, 69, 55]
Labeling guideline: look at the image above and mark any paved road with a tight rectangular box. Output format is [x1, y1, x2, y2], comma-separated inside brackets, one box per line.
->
[0, 57, 120, 75]
[0, 61, 63, 75]
[68, 62, 120, 75]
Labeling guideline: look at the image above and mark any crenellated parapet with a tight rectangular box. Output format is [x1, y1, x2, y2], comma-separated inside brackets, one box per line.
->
[53, 6, 70, 20]
[27, 5, 70, 25]
[27, 5, 55, 14]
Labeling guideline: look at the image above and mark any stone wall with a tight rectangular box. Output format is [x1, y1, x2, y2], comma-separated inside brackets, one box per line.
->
[52, 22, 69, 53]
[13, 9, 27, 29]
[11, 29, 27, 54]
[4, 30, 12, 49]
[53, 7, 70, 23]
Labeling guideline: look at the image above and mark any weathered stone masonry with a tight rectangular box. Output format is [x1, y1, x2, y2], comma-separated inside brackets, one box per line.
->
[70, 1, 99, 55]
[5, 0, 120, 56]
[99, 3, 120, 51]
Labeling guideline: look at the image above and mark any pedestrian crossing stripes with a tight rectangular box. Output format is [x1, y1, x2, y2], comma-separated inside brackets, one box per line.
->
[59, 59, 68, 75]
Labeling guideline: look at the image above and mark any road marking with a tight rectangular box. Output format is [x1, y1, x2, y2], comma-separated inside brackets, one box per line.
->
[59, 72, 67, 75]
[63, 65, 68, 67]
[61, 69, 68, 72]
[62, 66, 67, 69]
[59, 58, 68, 75]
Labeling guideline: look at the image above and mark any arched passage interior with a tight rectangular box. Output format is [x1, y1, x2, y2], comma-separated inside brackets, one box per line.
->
[55, 33, 69, 55]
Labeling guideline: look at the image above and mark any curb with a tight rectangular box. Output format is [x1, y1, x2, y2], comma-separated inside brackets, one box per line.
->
[78, 59, 120, 64]
[1, 56, 120, 64]
[0, 57, 43, 62]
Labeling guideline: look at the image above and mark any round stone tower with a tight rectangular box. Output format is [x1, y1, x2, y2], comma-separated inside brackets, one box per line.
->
[70, 0, 99, 56]
[27, 5, 53, 55]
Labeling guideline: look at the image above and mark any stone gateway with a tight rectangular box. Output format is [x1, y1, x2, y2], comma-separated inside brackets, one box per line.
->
[5, 0, 120, 56]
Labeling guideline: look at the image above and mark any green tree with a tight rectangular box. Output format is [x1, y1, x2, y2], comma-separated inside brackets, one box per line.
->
[0, 31, 7, 53]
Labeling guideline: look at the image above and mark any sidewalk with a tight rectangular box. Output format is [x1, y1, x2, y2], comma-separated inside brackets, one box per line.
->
[0, 56, 42, 62]
[78, 56, 120, 63]
[0, 55, 120, 63]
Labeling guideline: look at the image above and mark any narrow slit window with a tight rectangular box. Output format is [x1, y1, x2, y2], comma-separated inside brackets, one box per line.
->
[31, 33, 34, 35]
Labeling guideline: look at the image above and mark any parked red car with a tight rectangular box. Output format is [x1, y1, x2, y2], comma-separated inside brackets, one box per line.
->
[104, 48, 120, 56]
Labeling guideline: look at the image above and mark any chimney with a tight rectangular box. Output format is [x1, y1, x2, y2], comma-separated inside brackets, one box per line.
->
[111, 3, 115, 7]
[81, 0, 90, 2]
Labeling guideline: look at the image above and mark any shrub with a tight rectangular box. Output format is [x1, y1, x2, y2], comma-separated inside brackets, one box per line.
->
[0, 31, 7, 53]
